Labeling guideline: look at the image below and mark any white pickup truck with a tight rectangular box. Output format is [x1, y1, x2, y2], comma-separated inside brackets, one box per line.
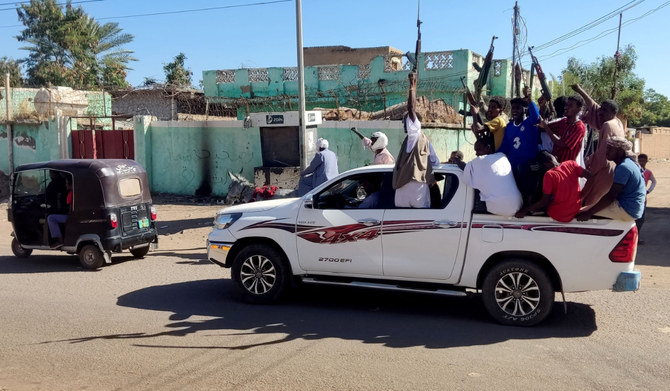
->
[207, 164, 640, 326]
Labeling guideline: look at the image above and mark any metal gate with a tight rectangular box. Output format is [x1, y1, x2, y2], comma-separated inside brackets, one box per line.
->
[70, 116, 134, 159]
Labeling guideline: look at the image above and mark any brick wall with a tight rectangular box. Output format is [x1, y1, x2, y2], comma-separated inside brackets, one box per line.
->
[638, 127, 670, 159]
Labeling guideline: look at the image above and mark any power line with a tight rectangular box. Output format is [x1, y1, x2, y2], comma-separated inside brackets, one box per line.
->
[537, 0, 670, 62]
[0, 0, 103, 12]
[97, 0, 291, 20]
[0, 0, 289, 27]
[531, 0, 645, 52]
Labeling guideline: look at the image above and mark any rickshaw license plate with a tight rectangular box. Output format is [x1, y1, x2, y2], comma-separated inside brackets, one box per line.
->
[138, 218, 150, 228]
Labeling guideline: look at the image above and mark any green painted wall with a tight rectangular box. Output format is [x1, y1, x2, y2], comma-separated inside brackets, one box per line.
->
[1, 88, 111, 123]
[0, 118, 70, 174]
[141, 118, 476, 196]
[145, 121, 263, 196]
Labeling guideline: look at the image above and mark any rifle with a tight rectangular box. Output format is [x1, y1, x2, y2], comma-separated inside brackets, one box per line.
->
[350, 127, 365, 140]
[404, 1, 422, 78]
[473, 35, 497, 102]
[460, 76, 484, 125]
[528, 46, 556, 118]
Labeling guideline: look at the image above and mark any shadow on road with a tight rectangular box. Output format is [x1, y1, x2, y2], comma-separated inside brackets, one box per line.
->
[0, 250, 208, 273]
[41, 279, 597, 349]
[156, 217, 212, 235]
[0, 254, 89, 273]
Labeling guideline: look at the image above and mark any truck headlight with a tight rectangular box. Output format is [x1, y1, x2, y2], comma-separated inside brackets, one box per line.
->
[214, 212, 242, 229]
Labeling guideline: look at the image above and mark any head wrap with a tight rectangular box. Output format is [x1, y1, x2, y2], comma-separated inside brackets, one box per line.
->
[607, 136, 637, 161]
[316, 138, 328, 149]
[369, 131, 388, 151]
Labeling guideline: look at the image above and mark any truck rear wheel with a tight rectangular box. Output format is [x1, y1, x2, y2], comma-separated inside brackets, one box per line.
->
[231, 244, 289, 304]
[11, 237, 32, 258]
[482, 260, 554, 326]
[78, 244, 105, 270]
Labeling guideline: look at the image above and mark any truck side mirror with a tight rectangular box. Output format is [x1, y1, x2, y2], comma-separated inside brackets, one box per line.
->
[304, 195, 313, 209]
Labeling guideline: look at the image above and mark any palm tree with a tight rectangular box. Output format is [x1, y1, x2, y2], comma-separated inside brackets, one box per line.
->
[17, 0, 135, 89]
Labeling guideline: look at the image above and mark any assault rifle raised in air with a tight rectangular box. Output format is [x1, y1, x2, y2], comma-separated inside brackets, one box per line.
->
[528, 46, 556, 119]
[473, 35, 497, 103]
[460, 76, 485, 125]
[404, 0, 422, 78]
[349, 126, 365, 140]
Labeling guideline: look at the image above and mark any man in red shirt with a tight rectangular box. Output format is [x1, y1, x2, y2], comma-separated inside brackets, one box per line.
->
[539, 95, 586, 163]
[515, 151, 591, 222]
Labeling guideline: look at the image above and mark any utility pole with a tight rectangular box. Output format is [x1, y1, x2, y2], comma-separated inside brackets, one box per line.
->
[295, 0, 307, 170]
[612, 12, 623, 99]
[511, 1, 519, 98]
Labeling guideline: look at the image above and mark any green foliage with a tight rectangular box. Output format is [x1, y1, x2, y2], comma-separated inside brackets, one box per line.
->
[163, 53, 193, 88]
[15, 0, 135, 89]
[142, 77, 161, 87]
[562, 45, 644, 121]
[0, 57, 24, 87]
[633, 89, 670, 127]
[100, 58, 129, 89]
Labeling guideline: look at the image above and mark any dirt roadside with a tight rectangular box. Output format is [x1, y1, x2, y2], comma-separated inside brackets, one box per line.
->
[1, 161, 668, 288]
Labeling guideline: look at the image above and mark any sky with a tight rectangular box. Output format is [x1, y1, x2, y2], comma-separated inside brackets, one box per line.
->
[1, 0, 669, 98]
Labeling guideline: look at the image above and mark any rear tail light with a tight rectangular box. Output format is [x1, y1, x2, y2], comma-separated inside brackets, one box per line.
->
[609, 226, 638, 263]
[150, 206, 157, 221]
[109, 213, 118, 229]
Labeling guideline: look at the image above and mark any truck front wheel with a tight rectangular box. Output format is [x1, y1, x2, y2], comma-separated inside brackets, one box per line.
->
[231, 244, 289, 304]
[482, 260, 554, 326]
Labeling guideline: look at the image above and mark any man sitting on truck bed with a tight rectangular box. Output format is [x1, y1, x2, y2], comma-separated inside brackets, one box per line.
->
[463, 139, 522, 216]
[515, 151, 591, 222]
[576, 137, 645, 222]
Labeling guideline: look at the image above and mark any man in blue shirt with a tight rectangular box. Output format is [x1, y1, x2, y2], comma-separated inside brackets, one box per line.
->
[576, 137, 645, 221]
[497, 90, 540, 205]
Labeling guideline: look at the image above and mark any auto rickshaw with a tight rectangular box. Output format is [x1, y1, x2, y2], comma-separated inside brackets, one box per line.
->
[8, 159, 158, 269]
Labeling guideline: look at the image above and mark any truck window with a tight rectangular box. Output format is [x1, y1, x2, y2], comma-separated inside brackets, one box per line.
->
[440, 173, 459, 209]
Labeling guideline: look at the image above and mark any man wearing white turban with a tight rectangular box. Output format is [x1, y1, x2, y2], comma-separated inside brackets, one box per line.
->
[392, 72, 440, 208]
[297, 137, 339, 196]
[362, 131, 395, 165]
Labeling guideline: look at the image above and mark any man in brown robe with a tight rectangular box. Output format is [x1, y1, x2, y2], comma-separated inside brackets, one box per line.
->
[571, 84, 626, 211]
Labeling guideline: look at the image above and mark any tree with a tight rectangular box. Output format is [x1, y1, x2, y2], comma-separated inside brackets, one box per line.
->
[15, 0, 135, 89]
[633, 89, 670, 127]
[562, 45, 644, 123]
[142, 77, 161, 88]
[163, 53, 193, 88]
[0, 57, 23, 87]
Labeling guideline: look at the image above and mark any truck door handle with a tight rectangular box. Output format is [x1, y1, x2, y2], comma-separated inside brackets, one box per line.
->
[358, 218, 380, 226]
[434, 220, 458, 228]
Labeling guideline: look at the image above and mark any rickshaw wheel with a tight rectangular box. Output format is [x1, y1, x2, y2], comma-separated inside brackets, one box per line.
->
[78, 244, 105, 270]
[129, 245, 150, 259]
[11, 238, 32, 258]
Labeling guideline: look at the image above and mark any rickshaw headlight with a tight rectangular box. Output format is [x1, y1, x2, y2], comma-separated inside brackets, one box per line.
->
[109, 213, 118, 229]
[214, 212, 241, 230]
[150, 206, 157, 221]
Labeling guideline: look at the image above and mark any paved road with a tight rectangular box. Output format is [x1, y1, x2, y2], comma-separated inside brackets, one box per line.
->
[0, 244, 669, 391]
[1, 160, 669, 390]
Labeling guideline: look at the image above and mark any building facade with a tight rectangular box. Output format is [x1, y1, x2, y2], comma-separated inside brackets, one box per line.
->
[202, 46, 517, 120]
